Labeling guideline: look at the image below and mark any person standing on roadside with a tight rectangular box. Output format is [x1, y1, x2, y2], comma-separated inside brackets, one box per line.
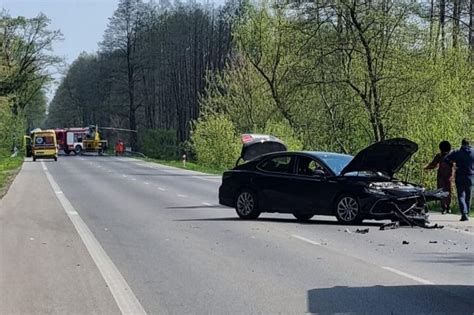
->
[425, 141, 453, 214]
[445, 139, 474, 221]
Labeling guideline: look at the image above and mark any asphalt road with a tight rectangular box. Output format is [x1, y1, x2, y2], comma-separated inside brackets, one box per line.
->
[2, 155, 474, 314]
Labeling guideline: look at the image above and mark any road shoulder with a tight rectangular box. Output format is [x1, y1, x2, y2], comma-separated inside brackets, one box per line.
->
[0, 161, 120, 314]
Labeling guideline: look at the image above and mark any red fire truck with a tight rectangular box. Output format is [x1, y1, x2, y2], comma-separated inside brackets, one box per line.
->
[54, 127, 88, 155]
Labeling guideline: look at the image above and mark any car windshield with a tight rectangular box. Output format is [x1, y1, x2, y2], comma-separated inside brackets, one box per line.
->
[317, 154, 353, 175]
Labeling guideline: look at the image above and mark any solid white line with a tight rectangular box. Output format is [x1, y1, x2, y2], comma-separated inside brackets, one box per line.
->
[157, 187, 166, 191]
[382, 266, 434, 285]
[41, 162, 147, 315]
[292, 234, 323, 246]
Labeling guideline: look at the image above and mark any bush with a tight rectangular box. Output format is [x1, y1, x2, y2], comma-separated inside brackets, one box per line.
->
[138, 129, 178, 160]
[191, 116, 241, 169]
[262, 120, 303, 151]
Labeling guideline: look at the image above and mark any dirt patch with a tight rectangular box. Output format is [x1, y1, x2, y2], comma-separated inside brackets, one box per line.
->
[0, 167, 21, 200]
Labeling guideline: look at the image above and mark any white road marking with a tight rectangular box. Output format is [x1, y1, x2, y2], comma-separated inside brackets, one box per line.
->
[177, 194, 188, 198]
[130, 178, 137, 181]
[42, 164, 48, 171]
[202, 202, 212, 206]
[41, 162, 147, 315]
[144, 182, 150, 185]
[292, 234, 323, 246]
[293, 233, 435, 285]
[382, 267, 434, 285]
[157, 187, 166, 191]
[55, 191, 63, 194]
[122, 175, 128, 178]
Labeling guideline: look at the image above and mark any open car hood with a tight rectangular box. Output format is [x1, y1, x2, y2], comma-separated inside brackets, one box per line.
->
[239, 134, 287, 162]
[340, 138, 418, 178]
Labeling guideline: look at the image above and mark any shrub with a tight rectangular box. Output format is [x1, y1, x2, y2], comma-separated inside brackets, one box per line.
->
[137, 129, 178, 160]
[191, 116, 240, 169]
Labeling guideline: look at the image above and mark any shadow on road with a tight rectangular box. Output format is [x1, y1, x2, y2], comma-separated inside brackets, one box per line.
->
[128, 173, 220, 178]
[167, 205, 227, 210]
[307, 285, 474, 314]
[174, 216, 383, 227]
[416, 252, 474, 267]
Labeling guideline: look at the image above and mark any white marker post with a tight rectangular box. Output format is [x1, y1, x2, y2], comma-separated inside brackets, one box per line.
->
[182, 154, 187, 168]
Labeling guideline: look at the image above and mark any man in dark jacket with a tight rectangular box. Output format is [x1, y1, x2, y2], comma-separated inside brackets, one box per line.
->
[445, 139, 474, 221]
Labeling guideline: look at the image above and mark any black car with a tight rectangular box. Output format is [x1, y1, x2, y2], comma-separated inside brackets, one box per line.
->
[219, 136, 441, 224]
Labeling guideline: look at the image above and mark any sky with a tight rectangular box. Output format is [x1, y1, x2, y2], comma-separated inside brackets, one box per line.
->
[1, 0, 120, 100]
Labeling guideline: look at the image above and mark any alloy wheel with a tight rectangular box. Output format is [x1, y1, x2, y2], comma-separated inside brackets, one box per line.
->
[337, 196, 359, 222]
[236, 192, 254, 216]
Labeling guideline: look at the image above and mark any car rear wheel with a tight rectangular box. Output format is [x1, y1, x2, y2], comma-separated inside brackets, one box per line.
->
[335, 195, 362, 224]
[235, 189, 260, 220]
[293, 213, 314, 222]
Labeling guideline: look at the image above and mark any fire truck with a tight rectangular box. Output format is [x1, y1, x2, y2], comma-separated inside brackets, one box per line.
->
[55, 125, 107, 155]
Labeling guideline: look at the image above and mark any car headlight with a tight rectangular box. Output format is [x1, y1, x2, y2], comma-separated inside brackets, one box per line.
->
[365, 187, 386, 196]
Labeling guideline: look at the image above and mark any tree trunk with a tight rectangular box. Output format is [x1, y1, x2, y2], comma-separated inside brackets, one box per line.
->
[453, 0, 460, 49]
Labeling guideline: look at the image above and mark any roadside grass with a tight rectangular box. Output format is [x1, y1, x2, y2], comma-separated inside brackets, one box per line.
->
[137, 157, 225, 175]
[0, 156, 23, 199]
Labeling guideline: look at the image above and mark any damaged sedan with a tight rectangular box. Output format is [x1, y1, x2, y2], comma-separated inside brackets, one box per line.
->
[219, 135, 446, 225]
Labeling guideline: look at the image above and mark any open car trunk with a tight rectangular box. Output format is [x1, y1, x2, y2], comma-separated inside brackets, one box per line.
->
[236, 134, 287, 166]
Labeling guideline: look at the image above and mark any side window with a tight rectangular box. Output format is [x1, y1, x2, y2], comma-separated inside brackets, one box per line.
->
[297, 156, 329, 176]
[258, 156, 294, 174]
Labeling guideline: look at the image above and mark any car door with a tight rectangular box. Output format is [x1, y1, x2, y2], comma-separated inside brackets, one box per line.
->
[290, 156, 333, 214]
[254, 155, 296, 212]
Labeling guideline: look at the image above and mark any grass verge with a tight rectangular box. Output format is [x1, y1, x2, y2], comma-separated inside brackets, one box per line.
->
[0, 156, 23, 199]
[137, 157, 225, 175]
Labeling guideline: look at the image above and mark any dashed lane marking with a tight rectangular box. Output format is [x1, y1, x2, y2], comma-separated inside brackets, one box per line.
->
[292, 234, 323, 246]
[177, 194, 188, 198]
[157, 187, 166, 191]
[41, 162, 147, 314]
[292, 234, 435, 285]
[382, 267, 434, 285]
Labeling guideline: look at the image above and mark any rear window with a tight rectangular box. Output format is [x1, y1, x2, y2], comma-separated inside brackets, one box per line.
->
[258, 156, 294, 173]
[34, 136, 54, 145]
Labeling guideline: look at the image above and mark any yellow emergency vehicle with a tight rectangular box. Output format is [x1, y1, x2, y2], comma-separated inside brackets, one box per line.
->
[24, 129, 58, 162]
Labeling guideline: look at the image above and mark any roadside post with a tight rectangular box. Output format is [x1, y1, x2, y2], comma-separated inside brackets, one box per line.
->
[182, 154, 187, 168]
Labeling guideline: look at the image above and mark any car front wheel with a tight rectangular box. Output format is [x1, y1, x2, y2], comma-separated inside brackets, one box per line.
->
[335, 195, 362, 224]
[235, 189, 260, 220]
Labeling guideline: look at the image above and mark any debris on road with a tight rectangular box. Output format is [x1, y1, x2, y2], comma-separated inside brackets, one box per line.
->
[379, 222, 399, 230]
[402, 240, 410, 245]
[429, 240, 438, 244]
[355, 228, 369, 234]
[344, 228, 351, 233]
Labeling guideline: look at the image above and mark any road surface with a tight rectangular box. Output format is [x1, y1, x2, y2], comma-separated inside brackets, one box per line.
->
[1, 155, 473, 314]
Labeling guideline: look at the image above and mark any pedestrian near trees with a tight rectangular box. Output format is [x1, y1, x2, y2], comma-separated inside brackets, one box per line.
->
[445, 139, 474, 221]
[425, 141, 453, 214]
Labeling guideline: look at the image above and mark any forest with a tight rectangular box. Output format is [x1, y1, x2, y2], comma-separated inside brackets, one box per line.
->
[0, 11, 61, 156]
[18, 0, 474, 187]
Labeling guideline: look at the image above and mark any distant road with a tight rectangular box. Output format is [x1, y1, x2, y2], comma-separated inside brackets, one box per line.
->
[1, 156, 473, 314]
